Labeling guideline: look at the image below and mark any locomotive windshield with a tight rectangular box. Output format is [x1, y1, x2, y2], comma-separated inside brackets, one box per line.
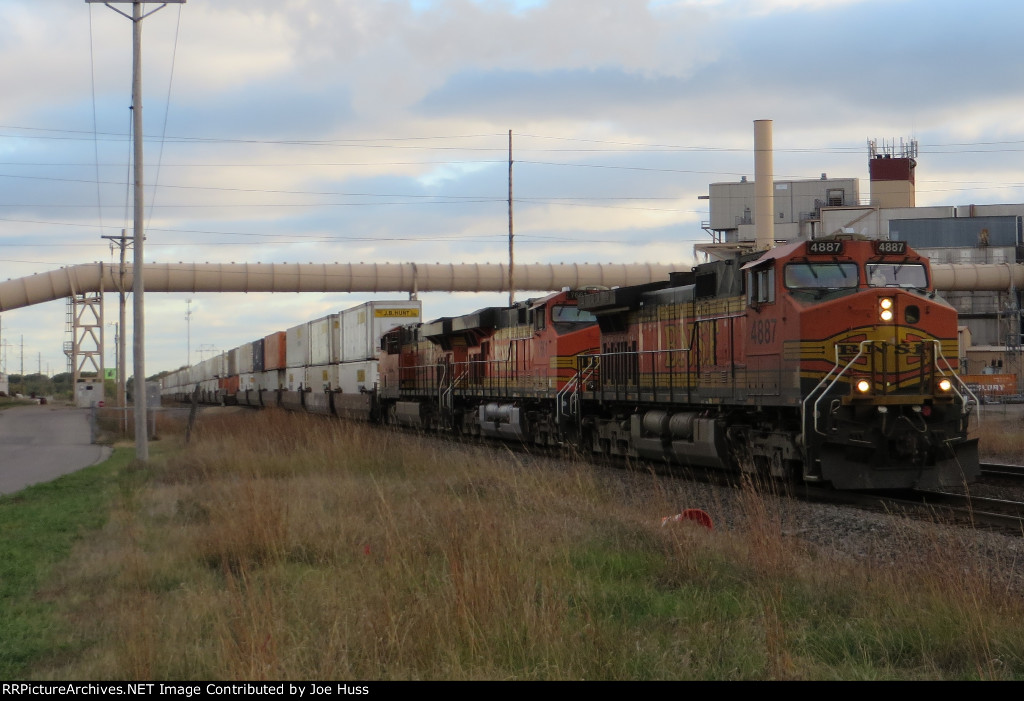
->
[551, 305, 597, 324]
[866, 263, 928, 289]
[784, 262, 858, 290]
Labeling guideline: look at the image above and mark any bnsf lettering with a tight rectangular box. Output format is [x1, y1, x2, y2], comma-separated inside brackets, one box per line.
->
[888, 342, 926, 355]
[750, 319, 776, 345]
[838, 341, 926, 356]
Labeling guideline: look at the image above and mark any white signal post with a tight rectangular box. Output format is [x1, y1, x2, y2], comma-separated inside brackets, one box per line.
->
[86, 0, 186, 462]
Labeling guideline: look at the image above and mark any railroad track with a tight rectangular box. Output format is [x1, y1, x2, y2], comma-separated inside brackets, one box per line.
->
[902, 490, 1024, 532]
[980, 461, 1024, 481]
[790, 484, 1024, 533]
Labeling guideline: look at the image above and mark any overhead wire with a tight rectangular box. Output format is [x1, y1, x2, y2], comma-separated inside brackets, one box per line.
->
[146, 2, 184, 228]
[6, 115, 1024, 257]
[87, 5, 105, 238]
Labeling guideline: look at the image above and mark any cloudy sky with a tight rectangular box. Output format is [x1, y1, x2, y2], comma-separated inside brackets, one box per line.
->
[2, 0, 1023, 379]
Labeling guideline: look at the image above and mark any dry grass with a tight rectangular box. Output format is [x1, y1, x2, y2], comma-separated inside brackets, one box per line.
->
[973, 403, 1024, 463]
[22, 409, 1024, 680]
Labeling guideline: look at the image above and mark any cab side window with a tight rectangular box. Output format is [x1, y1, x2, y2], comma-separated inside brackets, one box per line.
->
[746, 266, 775, 306]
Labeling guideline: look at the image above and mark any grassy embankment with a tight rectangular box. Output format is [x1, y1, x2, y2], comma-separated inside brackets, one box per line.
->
[2, 407, 1022, 680]
[0, 396, 37, 410]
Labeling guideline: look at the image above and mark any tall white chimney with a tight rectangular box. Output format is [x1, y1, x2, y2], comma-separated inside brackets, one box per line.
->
[754, 119, 775, 251]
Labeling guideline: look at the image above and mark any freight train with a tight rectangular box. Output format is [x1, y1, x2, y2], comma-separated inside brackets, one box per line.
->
[161, 235, 980, 491]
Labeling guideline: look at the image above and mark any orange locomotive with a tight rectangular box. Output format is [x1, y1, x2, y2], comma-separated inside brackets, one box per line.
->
[379, 289, 600, 444]
[380, 236, 978, 491]
[577, 236, 978, 490]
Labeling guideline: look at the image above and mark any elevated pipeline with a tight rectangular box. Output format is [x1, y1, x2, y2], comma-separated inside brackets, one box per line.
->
[1, 260, 1022, 313]
[0, 261, 681, 312]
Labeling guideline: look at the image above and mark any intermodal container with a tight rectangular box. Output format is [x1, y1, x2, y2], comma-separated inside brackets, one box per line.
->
[264, 331, 287, 370]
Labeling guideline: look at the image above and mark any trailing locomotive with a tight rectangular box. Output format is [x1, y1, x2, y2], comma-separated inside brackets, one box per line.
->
[162, 235, 980, 491]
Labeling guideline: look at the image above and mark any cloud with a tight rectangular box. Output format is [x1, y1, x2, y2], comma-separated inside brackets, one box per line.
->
[3, 0, 1024, 376]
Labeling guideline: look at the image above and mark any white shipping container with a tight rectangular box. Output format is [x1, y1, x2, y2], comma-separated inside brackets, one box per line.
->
[337, 360, 378, 394]
[286, 322, 310, 368]
[236, 342, 254, 374]
[259, 370, 282, 392]
[309, 314, 342, 365]
[197, 358, 213, 383]
[214, 352, 228, 378]
[238, 373, 256, 392]
[285, 367, 305, 392]
[305, 364, 340, 392]
[341, 300, 421, 362]
[227, 348, 238, 377]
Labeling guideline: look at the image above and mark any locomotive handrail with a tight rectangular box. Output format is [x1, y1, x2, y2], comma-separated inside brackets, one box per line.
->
[804, 340, 871, 440]
[555, 355, 601, 436]
[930, 339, 980, 417]
[803, 338, 979, 447]
[581, 348, 691, 402]
[436, 361, 449, 414]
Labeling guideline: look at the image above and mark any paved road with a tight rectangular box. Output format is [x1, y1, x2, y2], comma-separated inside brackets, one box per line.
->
[0, 404, 112, 495]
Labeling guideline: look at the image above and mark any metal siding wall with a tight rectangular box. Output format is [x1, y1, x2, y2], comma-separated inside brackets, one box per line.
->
[889, 216, 1020, 248]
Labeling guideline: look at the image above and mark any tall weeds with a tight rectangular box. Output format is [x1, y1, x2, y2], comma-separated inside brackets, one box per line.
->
[27, 409, 1024, 680]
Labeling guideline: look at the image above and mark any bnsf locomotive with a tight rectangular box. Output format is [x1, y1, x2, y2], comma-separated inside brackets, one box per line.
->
[377, 236, 978, 490]
[163, 235, 979, 491]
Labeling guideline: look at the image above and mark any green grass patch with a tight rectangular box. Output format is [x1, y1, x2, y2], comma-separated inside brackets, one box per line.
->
[0, 447, 134, 678]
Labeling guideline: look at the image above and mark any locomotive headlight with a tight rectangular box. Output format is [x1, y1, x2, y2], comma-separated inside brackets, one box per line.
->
[937, 378, 952, 392]
[879, 297, 894, 322]
[856, 379, 871, 393]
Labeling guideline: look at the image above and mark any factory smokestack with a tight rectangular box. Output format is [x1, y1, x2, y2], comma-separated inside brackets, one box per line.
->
[754, 119, 775, 251]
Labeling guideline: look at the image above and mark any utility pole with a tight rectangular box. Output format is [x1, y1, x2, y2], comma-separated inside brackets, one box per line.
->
[185, 298, 193, 367]
[508, 129, 514, 307]
[87, 0, 186, 462]
[103, 228, 131, 431]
